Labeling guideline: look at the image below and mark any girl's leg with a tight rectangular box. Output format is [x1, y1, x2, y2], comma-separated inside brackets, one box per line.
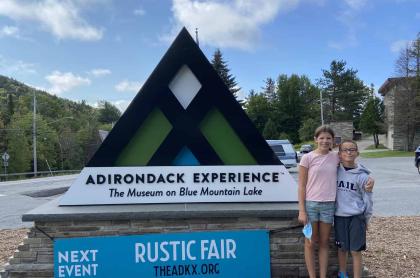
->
[338, 249, 348, 274]
[351, 251, 362, 278]
[318, 222, 332, 278]
[304, 221, 319, 278]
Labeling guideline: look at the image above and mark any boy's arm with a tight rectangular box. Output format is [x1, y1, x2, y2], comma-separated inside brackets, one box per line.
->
[362, 190, 373, 223]
[358, 163, 374, 192]
[359, 175, 373, 223]
[365, 177, 374, 192]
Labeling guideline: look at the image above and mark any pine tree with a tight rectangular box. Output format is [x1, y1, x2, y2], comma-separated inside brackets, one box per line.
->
[263, 119, 279, 139]
[360, 90, 384, 148]
[211, 49, 241, 101]
[262, 77, 276, 101]
[318, 60, 369, 125]
[245, 90, 271, 134]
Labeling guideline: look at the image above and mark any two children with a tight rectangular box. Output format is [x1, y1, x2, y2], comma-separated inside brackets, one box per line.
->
[335, 140, 373, 278]
[298, 126, 373, 278]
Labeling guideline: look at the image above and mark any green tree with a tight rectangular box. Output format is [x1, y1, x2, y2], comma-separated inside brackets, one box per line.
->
[5, 116, 31, 173]
[360, 95, 384, 148]
[318, 60, 369, 126]
[0, 74, 103, 172]
[59, 128, 83, 170]
[274, 74, 318, 143]
[97, 101, 121, 124]
[244, 90, 271, 134]
[299, 118, 319, 142]
[77, 123, 101, 165]
[262, 119, 279, 139]
[211, 49, 241, 101]
[262, 77, 276, 101]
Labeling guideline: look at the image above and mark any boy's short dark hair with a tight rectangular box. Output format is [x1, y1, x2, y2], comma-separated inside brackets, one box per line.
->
[314, 125, 335, 138]
[339, 139, 358, 151]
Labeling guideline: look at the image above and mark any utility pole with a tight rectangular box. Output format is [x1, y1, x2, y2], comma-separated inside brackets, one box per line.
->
[33, 91, 37, 176]
[320, 90, 324, 125]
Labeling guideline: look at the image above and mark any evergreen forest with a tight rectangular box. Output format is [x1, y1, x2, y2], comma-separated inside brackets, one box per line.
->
[0, 75, 120, 175]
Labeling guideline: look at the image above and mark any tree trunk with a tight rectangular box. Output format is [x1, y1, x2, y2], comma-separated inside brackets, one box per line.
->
[374, 133, 379, 148]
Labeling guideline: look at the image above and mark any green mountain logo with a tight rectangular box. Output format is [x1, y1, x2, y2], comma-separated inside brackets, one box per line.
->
[87, 28, 280, 167]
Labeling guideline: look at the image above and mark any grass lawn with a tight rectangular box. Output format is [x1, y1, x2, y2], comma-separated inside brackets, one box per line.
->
[365, 144, 387, 150]
[360, 150, 414, 158]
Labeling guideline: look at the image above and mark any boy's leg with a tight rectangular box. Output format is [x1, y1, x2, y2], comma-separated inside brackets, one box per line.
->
[334, 216, 349, 277]
[304, 221, 319, 278]
[318, 222, 332, 278]
[350, 251, 362, 278]
[348, 215, 367, 278]
[338, 249, 348, 274]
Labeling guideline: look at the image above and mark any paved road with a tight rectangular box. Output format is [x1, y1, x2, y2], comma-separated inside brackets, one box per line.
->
[0, 175, 77, 229]
[289, 156, 420, 217]
[358, 156, 420, 216]
[0, 156, 418, 229]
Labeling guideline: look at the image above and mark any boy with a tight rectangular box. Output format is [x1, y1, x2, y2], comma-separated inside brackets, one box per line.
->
[335, 140, 373, 278]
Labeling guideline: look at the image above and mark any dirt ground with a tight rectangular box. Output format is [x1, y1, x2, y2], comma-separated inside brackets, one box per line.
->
[0, 228, 28, 267]
[1, 216, 419, 277]
[364, 216, 420, 278]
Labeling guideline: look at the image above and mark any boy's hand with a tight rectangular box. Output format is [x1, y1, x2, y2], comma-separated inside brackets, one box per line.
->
[365, 177, 375, 192]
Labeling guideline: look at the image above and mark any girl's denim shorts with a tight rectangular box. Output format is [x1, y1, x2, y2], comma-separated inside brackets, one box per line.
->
[305, 200, 335, 224]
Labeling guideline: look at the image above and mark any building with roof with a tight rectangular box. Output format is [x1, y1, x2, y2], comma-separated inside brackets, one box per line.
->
[379, 77, 420, 151]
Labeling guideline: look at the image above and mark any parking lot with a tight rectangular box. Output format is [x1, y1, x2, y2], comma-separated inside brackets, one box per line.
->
[289, 156, 420, 216]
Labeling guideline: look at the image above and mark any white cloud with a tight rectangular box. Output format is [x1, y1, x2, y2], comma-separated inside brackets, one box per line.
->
[134, 8, 146, 16]
[344, 0, 367, 10]
[390, 40, 410, 53]
[166, 0, 300, 50]
[0, 0, 103, 41]
[327, 0, 368, 49]
[235, 88, 247, 101]
[112, 99, 132, 112]
[115, 80, 142, 93]
[46, 71, 91, 94]
[0, 55, 36, 74]
[90, 99, 131, 112]
[0, 25, 20, 38]
[89, 68, 111, 77]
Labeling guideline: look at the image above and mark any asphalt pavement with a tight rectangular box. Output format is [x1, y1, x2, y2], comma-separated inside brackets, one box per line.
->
[289, 156, 420, 216]
[0, 175, 77, 229]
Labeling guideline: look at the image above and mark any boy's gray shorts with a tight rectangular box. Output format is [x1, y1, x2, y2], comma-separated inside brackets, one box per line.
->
[334, 214, 366, 251]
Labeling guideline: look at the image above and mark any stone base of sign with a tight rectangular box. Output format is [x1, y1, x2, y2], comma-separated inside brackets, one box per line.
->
[1, 198, 368, 278]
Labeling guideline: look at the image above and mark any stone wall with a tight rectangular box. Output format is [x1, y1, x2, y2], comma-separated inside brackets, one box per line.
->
[382, 80, 420, 151]
[2, 217, 344, 278]
[383, 87, 395, 149]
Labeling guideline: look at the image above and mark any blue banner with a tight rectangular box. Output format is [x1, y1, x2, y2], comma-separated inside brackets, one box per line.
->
[54, 230, 270, 278]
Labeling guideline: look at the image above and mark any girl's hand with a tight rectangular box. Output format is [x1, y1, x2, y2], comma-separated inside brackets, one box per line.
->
[365, 177, 375, 192]
[298, 211, 308, 225]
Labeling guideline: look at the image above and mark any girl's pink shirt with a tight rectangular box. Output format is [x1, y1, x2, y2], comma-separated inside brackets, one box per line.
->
[299, 151, 339, 202]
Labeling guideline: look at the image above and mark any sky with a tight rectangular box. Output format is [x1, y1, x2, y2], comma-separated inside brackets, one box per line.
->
[0, 0, 419, 112]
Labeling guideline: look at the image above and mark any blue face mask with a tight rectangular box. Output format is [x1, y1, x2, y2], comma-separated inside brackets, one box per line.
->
[302, 223, 312, 241]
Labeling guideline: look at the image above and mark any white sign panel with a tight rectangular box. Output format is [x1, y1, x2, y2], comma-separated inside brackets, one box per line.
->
[59, 165, 297, 206]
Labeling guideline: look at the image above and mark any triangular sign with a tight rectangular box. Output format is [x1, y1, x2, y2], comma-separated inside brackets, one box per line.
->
[60, 28, 297, 205]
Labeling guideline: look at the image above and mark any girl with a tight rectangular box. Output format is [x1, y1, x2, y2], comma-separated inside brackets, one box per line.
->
[298, 125, 337, 278]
